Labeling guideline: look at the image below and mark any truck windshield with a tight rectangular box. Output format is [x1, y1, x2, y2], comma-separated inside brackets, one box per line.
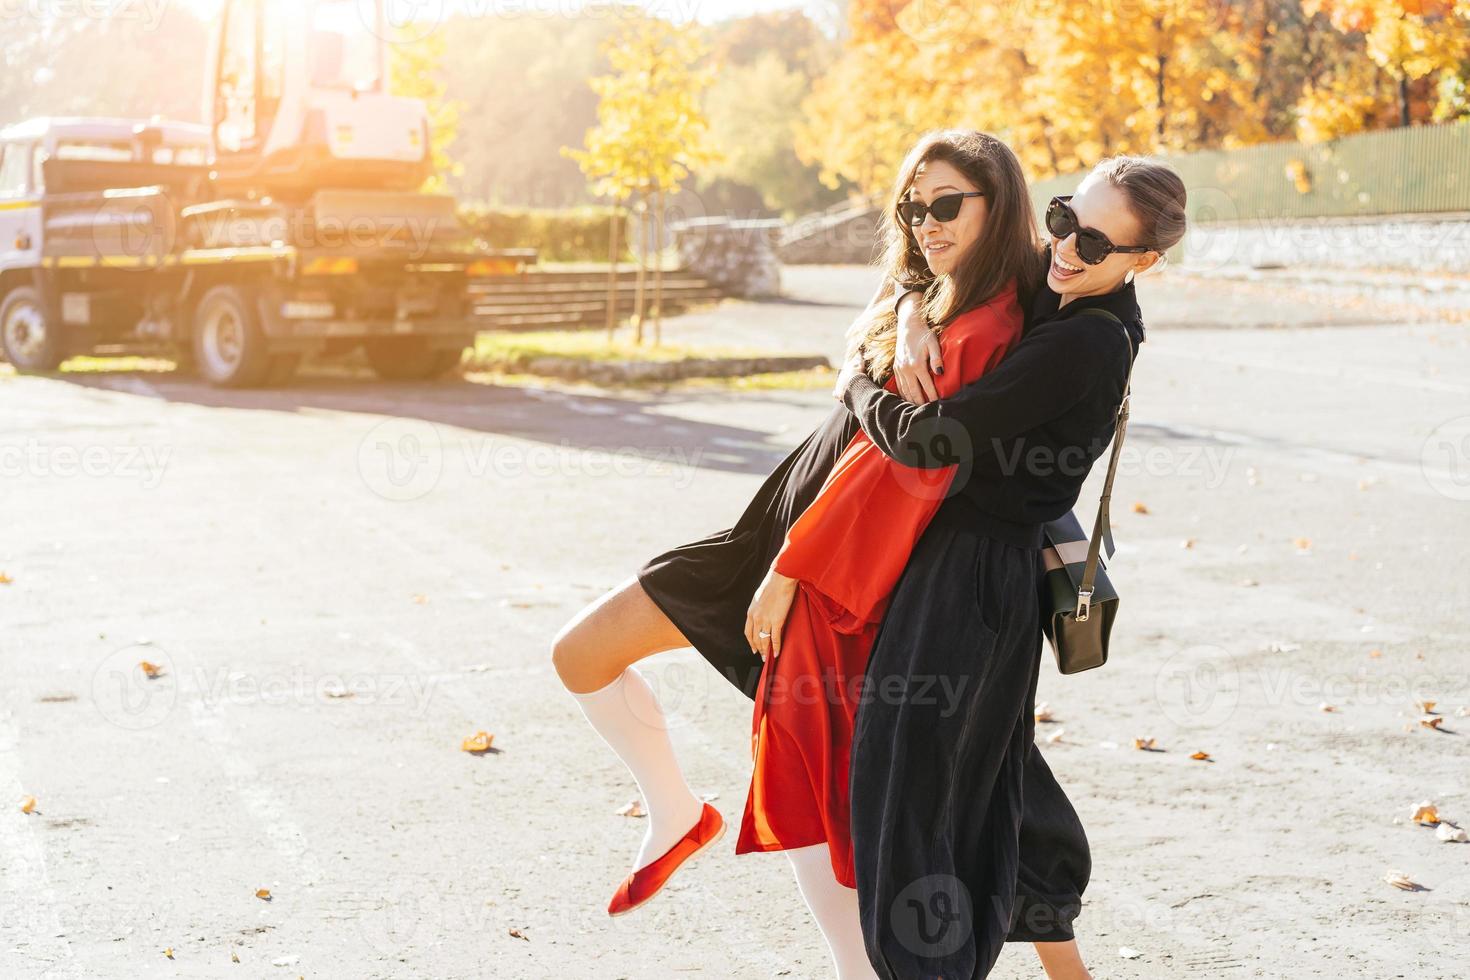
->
[310, 0, 383, 92]
[55, 141, 209, 165]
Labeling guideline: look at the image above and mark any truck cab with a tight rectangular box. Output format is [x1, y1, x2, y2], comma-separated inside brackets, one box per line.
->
[0, 117, 212, 372]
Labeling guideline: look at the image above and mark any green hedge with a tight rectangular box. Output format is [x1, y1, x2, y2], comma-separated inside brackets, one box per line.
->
[456, 205, 633, 263]
[1030, 121, 1470, 226]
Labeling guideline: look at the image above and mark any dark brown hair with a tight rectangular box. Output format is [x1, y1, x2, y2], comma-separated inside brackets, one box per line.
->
[1089, 155, 1188, 259]
[849, 130, 1046, 382]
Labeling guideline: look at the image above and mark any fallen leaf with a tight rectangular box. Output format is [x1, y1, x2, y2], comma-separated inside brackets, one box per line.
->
[1411, 802, 1439, 825]
[1034, 701, 1054, 723]
[616, 799, 646, 818]
[0, 572, 12, 585]
[1435, 823, 1468, 843]
[1131, 502, 1149, 514]
[231, 951, 240, 963]
[1292, 537, 1312, 554]
[1420, 716, 1444, 730]
[20, 796, 37, 814]
[255, 888, 272, 901]
[508, 927, 529, 941]
[461, 731, 495, 754]
[1416, 700, 1436, 713]
[1132, 736, 1156, 750]
[1319, 703, 1337, 713]
[164, 948, 174, 959]
[1190, 750, 1212, 761]
[1180, 538, 1195, 549]
[411, 594, 429, 605]
[1382, 869, 1420, 890]
[139, 661, 163, 679]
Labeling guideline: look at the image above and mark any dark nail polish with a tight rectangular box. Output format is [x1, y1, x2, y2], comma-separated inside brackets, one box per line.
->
[935, 365, 944, 375]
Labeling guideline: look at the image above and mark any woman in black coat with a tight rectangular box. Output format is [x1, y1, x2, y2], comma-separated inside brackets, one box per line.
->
[834, 156, 1188, 979]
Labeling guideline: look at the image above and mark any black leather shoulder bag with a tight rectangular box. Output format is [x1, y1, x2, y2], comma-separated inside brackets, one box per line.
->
[1039, 307, 1136, 675]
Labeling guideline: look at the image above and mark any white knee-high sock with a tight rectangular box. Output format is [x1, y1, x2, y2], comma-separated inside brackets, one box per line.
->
[785, 843, 880, 980]
[569, 665, 705, 873]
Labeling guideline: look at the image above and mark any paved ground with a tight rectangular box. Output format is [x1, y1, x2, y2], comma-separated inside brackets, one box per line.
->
[1, 265, 1467, 979]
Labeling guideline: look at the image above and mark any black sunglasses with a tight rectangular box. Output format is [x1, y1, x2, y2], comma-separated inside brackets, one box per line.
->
[897, 191, 985, 227]
[1045, 195, 1155, 265]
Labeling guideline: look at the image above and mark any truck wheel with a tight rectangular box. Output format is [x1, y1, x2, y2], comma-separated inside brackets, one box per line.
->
[363, 337, 465, 381]
[193, 285, 270, 387]
[0, 287, 65, 372]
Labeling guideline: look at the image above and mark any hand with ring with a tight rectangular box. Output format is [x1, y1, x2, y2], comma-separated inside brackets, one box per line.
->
[745, 565, 798, 661]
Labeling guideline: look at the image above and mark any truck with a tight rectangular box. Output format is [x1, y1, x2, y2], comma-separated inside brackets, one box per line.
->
[0, 0, 533, 386]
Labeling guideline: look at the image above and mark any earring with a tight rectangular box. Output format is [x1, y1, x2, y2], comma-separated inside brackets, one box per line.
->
[1124, 269, 1136, 284]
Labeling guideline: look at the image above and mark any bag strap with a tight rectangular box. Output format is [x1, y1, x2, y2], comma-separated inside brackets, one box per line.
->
[1073, 307, 1135, 620]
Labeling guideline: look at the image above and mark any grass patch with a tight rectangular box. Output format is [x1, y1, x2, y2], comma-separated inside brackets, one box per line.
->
[470, 330, 766, 366]
[463, 363, 837, 393]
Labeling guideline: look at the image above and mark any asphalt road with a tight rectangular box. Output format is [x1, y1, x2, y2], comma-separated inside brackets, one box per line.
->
[1, 265, 1467, 979]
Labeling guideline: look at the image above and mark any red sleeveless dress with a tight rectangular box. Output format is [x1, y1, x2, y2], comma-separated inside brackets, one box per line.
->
[733, 283, 1025, 887]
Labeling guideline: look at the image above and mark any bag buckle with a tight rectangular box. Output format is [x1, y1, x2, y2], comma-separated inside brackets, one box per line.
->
[1075, 588, 1092, 622]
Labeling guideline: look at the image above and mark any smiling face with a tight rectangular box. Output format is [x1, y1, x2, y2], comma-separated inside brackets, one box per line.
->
[902, 158, 989, 277]
[1047, 173, 1161, 303]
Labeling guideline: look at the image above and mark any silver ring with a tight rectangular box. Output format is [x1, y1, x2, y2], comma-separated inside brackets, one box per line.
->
[757, 630, 771, 639]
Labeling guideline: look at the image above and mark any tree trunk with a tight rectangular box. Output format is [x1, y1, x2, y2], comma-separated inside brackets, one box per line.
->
[632, 193, 648, 345]
[653, 187, 664, 346]
[605, 202, 620, 342]
[1399, 73, 1411, 127]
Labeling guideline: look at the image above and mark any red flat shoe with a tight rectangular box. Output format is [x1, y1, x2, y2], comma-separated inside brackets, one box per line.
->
[607, 802, 725, 917]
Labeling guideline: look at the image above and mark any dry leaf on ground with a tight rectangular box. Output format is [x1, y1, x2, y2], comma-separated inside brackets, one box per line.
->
[1411, 802, 1440, 825]
[461, 731, 495, 754]
[1382, 869, 1420, 890]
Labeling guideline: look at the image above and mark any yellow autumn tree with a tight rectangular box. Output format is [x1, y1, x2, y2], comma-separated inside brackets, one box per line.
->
[1299, 0, 1470, 135]
[564, 15, 720, 343]
[388, 29, 461, 195]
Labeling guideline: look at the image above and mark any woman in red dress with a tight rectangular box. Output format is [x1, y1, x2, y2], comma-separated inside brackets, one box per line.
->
[735, 131, 1046, 977]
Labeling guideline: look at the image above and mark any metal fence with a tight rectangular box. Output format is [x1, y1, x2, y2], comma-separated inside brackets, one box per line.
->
[1029, 122, 1470, 226]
